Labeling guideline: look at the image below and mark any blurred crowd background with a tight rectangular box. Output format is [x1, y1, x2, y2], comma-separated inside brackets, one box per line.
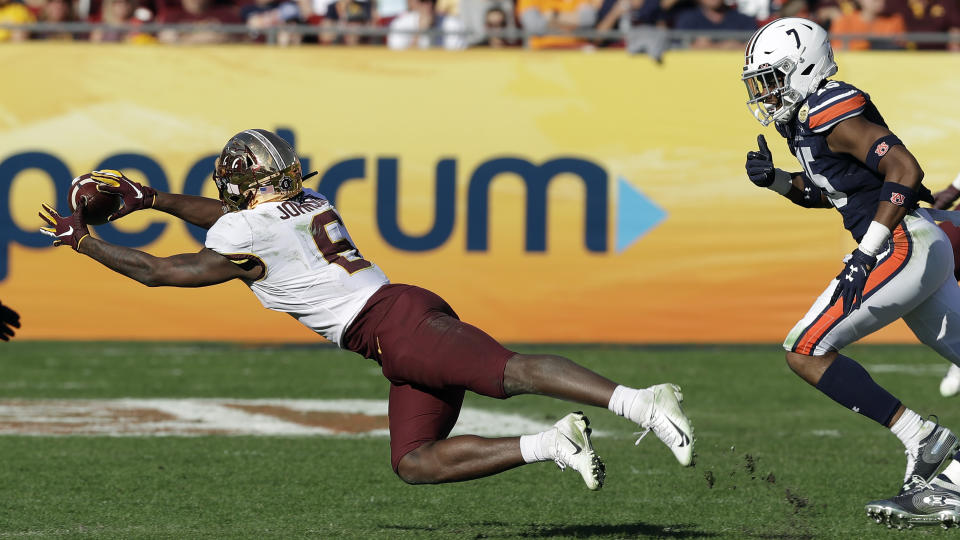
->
[0, 0, 957, 51]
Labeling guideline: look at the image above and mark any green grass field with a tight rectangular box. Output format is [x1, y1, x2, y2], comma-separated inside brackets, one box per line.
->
[1, 342, 959, 539]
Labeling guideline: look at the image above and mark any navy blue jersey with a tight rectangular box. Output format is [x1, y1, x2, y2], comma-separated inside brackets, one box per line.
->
[775, 80, 888, 242]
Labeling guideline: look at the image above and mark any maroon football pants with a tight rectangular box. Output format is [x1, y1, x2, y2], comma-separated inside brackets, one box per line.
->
[342, 284, 515, 473]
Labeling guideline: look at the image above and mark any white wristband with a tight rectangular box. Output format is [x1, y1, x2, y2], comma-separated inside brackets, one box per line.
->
[952, 171, 960, 191]
[768, 169, 793, 196]
[858, 221, 891, 257]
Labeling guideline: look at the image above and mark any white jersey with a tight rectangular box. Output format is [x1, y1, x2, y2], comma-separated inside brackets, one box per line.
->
[204, 191, 389, 345]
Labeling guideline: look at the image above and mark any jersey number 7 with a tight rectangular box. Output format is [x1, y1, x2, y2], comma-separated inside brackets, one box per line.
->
[310, 210, 373, 274]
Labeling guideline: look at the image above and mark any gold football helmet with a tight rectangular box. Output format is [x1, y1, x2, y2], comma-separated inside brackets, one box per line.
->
[213, 129, 303, 211]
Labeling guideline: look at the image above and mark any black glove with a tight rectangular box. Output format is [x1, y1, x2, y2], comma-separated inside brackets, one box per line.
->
[829, 249, 877, 315]
[746, 134, 776, 188]
[0, 301, 20, 342]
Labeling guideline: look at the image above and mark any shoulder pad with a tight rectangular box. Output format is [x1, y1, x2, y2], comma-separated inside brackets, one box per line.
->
[802, 80, 868, 133]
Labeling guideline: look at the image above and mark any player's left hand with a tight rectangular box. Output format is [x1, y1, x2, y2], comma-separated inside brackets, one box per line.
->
[39, 199, 91, 251]
[91, 169, 157, 221]
[0, 301, 20, 342]
[829, 249, 877, 315]
[932, 185, 960, 210]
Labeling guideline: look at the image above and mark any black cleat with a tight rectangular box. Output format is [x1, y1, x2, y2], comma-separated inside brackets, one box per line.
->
[867, 475, 960, 530]
[901, 421, 960, 493]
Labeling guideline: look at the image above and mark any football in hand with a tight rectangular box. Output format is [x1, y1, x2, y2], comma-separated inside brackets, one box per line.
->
[69, 174, 123, 225]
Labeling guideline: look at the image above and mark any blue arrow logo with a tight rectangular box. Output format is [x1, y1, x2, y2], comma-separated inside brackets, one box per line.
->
[616, 176, 666, 253]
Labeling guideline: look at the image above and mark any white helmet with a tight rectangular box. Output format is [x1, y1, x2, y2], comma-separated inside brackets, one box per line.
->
[741, 17, 837, 126]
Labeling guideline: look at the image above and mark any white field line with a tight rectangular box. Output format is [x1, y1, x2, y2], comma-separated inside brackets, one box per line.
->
[866, 364, 948, 375]
[0, 399, 561, 438]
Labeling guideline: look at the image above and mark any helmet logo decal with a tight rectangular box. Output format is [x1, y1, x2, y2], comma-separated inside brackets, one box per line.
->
[786, 28, 801, 48]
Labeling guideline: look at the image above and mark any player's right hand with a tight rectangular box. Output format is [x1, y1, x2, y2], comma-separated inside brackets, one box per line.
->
[0, 301, 20, 342]
[829, 249, 877, 315]
[39, 198, 91, 251]
[746, 134, 776, 188]
[932, 185, 960, 210]
[91, 169, 158, 221]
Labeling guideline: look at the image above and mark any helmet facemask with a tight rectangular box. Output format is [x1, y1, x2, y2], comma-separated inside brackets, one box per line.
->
[743, 58, 802, 126]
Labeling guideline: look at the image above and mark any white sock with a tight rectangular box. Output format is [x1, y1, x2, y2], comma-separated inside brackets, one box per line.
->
[890, 409, 936, 448]
[940, 461, 960, 485]
[607, 385, 653, 425]
[891, 409, 930, 447]
[519, 429, 558, 463]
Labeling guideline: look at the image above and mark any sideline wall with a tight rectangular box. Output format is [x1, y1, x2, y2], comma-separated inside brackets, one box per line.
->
[1, 45, 957, 343]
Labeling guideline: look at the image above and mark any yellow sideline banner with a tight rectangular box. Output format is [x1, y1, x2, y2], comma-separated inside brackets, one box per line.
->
[1, 45, 958, 343]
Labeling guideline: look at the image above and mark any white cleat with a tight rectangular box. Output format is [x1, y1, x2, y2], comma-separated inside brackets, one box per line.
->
[552, 411, 605, 490]
[635, 383, 695, 466]
[940, 365, 960, 398]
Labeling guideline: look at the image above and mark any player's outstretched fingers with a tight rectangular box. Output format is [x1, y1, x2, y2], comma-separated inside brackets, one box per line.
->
[40, 203, 60, 220]
[38, 210, 56, 228]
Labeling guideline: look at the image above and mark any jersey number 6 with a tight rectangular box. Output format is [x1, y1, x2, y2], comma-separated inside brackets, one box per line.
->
[310, 210, 372, 274]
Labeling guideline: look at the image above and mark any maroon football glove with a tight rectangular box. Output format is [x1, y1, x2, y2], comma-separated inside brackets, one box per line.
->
[932, 185, 960, 210]
[91, 169, 158, 221]
[39, 199, 91, 251]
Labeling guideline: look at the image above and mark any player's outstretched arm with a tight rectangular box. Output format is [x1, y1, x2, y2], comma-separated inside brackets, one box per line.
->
[78, 238, 262, 287]
[40, 199, 259, 287]
[150, 191, 225, 230]
[92, 170, 224, 230]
